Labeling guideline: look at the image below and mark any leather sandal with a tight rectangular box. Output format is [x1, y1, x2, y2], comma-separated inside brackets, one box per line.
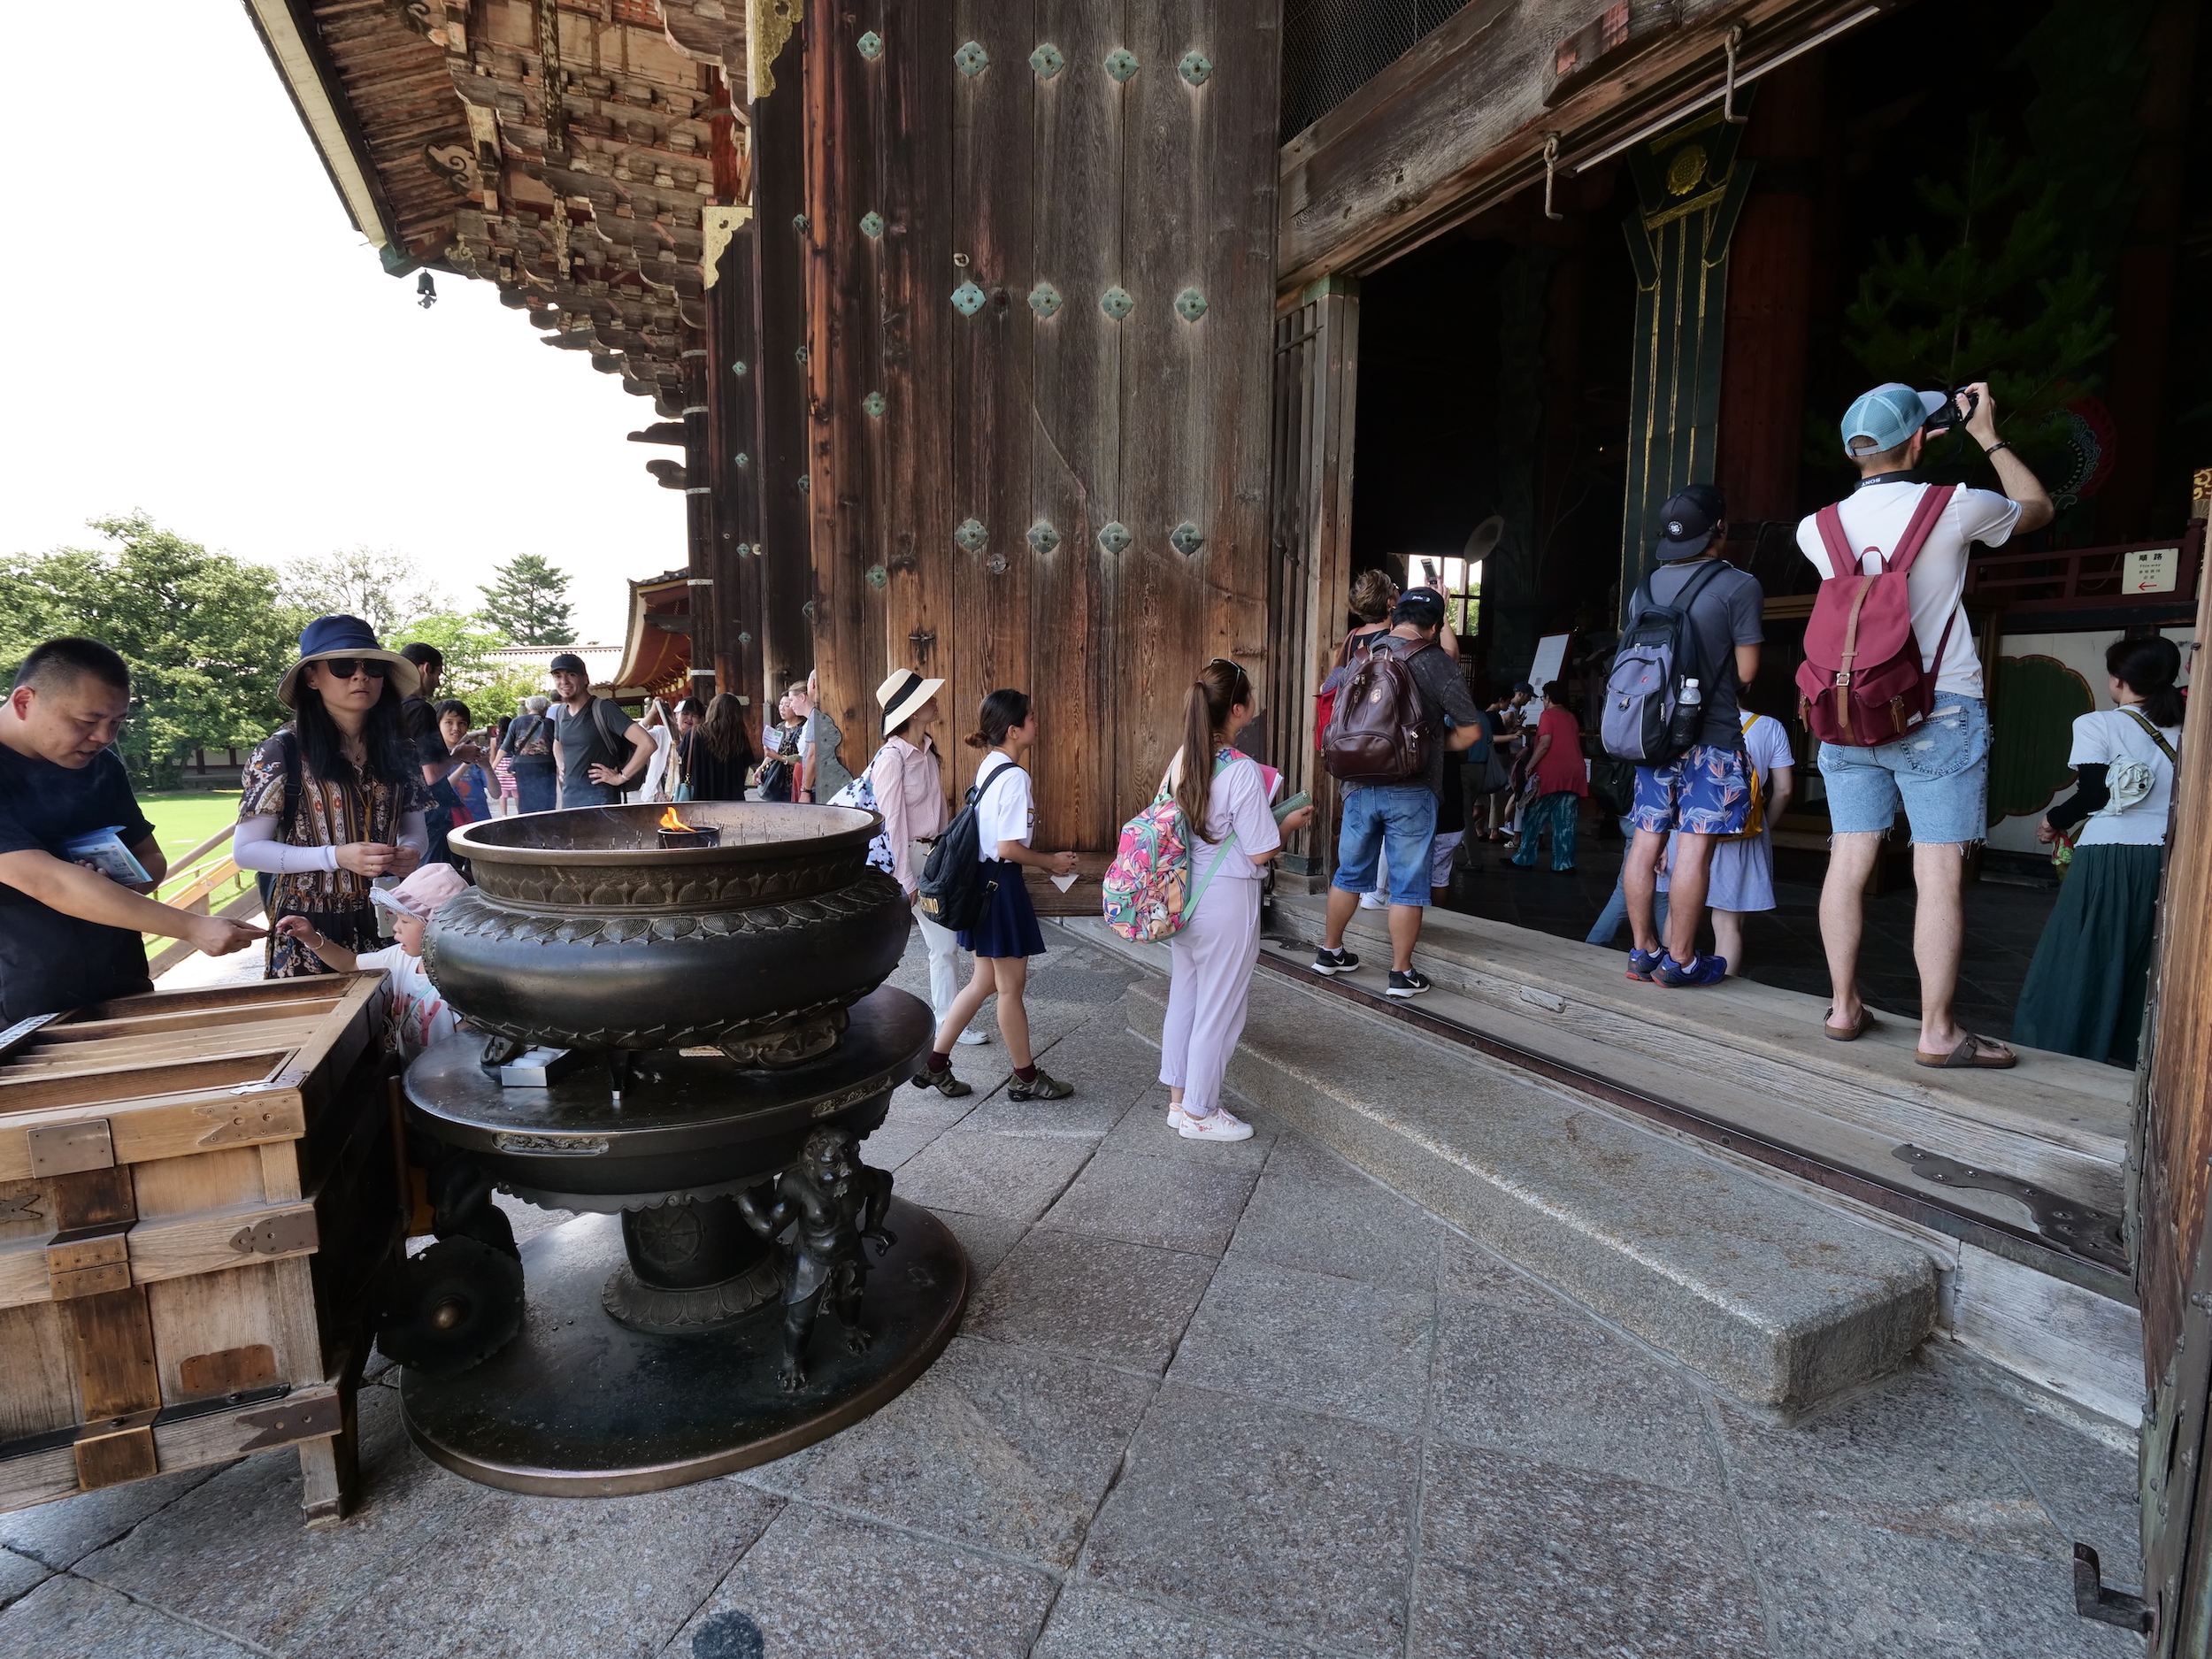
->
[1913, 1033, 2017, 1069]
[1823, 1007, 1877, 1041]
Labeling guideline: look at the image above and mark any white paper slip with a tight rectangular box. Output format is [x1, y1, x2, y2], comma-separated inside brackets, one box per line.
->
[1049, 872, 1079, 893]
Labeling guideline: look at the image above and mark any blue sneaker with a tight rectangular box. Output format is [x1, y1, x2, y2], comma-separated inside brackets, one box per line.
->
[1625, 949, 1664, 982]
[1654, 953, 1728, 988]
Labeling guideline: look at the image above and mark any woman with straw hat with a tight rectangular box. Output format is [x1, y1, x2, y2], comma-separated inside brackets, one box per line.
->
[234, 615, 433, 979]
[844, 668, 985, 1045]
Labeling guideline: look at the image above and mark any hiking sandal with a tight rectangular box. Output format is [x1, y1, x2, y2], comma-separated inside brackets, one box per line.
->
[1007, 1068, 1074, 1102]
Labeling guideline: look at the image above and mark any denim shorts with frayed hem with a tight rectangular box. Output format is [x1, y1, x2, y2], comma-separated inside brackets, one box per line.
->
[1632, 744, 1749, 836]
[1818, 695, 1990, 846]
[1333, 783, 1439, 908]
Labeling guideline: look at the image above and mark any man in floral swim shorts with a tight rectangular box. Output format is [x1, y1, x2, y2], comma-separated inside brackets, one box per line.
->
[1620, 486, 1765, 987]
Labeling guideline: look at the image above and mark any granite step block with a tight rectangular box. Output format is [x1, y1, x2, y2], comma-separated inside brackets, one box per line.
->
[1125, 972, 1938, 1412]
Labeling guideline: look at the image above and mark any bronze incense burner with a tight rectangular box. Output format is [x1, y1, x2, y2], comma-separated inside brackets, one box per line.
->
[391, 802, 964, 1495]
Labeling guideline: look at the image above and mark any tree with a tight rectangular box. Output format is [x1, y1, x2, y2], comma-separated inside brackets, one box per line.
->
[280, 545, 445, 639]
[380, 611, 546, 726]
[0, 515, 301, 787]
[477, 554, 577, 645]
[1839, 123, 2115, 479]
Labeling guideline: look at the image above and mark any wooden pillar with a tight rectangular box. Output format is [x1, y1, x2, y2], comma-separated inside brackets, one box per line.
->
[1717, 62, 1823, 528]
[680, 343, 718, 696]
[706, 213, 764, 733]
[1618, 105, 1756, 615]
[1266, 276, 1360, 889]
[750, 26, 813, 706]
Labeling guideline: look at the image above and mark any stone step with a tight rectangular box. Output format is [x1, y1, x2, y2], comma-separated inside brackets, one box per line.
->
[1267, 895, 2129, 1210]
[1119, 965, 1939, 1414]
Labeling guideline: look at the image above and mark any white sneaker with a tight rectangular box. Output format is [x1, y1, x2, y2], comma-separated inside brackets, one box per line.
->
[1357, 889, 1388, 910]
[1171, 1106, 1255, 1142]
[955, 1028, 987, 1046]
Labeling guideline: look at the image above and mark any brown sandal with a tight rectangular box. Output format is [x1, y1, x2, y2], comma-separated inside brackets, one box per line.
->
[1823, 1008, 1876, 1041]
[1914, 1033, 2017, 1070]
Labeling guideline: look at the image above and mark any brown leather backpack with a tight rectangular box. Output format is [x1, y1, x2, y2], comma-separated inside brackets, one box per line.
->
[1322, 636, 1436, 784]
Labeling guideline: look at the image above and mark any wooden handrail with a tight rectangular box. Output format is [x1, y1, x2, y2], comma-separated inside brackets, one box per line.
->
[164, 822, 236, 879]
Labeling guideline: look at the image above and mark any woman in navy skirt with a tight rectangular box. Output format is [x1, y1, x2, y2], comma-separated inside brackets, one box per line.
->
[911, 689, 1080, 1102]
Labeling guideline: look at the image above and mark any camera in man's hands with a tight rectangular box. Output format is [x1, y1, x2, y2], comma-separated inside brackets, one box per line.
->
[1922, 387, 1978, 437]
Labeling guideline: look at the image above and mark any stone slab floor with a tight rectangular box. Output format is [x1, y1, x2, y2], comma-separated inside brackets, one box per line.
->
[4, 931, 2144, 1658]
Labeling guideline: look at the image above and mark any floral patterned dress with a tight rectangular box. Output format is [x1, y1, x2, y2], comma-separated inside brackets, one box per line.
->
[238, 733, 431, 979]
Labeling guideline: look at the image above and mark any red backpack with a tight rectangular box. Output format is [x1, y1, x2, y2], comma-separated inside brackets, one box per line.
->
[1795, 485, 1957, 749]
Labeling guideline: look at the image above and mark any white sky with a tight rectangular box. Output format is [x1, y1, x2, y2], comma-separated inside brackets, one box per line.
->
[0, 0, 683, 647]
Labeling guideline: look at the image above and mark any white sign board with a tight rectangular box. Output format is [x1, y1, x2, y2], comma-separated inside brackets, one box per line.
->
[1526, 633, 1571, 693]
[2127, 546, 2180, 595]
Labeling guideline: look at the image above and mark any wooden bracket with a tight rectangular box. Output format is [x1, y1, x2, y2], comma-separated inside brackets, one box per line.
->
[46, 1229, 132, 1300]
[74, 1409, 159, 1490]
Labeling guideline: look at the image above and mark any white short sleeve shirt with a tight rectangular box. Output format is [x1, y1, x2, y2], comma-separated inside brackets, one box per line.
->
[1187, 753, 1282, 883]
[1743, 713, 1795, 795]
[1795, 481, 2022, 701]
[2070, 708, 2181, 848]
[357, 946, 457, 1060]
[972, 752, 1034, 860]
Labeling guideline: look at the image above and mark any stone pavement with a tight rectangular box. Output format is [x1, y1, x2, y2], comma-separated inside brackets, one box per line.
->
[4, 930, 2145, 1657]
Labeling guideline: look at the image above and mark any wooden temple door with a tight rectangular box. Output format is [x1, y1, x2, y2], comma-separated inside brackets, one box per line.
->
[2131, 492, 2212, 1648]
[1265, 276, 1358, 889]
[795, 4, 1283, 902]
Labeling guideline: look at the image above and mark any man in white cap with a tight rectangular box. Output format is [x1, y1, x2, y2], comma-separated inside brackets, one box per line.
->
[1797, 380, 2052, 1066]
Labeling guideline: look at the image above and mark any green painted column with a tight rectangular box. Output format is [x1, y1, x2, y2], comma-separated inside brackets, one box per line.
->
[1617, 105, 1757, 617]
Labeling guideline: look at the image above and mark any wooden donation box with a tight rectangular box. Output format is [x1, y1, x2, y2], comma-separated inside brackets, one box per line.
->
[0, 974, 398, 1525]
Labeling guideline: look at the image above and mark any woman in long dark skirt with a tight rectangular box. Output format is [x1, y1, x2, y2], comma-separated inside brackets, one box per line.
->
[2013, 638, 2185, 1065]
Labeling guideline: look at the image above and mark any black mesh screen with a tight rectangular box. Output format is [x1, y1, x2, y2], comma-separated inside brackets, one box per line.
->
[1280, 0, 1476, 142]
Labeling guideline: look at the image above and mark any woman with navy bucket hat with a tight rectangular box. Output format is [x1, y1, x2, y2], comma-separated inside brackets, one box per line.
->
[233, 615, 433, 979]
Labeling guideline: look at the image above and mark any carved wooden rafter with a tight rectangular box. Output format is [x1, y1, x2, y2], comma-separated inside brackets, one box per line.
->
[272, 1, 749, 420]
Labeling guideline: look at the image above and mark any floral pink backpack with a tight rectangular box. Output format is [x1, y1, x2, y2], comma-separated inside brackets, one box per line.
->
[1102, 749, 1245, 942]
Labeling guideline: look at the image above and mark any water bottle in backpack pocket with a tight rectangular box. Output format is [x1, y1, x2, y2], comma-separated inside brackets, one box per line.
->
[1601, 560, 1726, 766]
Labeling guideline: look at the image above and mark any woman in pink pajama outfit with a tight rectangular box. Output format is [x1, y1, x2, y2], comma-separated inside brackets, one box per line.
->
[1157, 658, 1316, 1142]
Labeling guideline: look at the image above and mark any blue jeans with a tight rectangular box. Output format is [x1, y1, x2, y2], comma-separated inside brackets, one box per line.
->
[1587, 876, 1669, 947]
[1334, 785, 1439, 908]
[1818, 696, 1990, 845]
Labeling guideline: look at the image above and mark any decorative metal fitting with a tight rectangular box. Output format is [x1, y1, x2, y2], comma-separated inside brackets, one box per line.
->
[796, 473, 810, 493]
[737, 630, 752, 645]
[731, 359, 748, 376]
[856, 30, 883, 60]
[793, 211, 809, 233]
[954, 518, 988, 552]
[795, 343, 809, 364]
[862, 391, 887, 419]
[1030, 42, 1064, 79]
[1175, 287, 1208, 321]
[733, 452, 749, 467]
[1028, 281, 1063, 318]
[860, 211, 884, 238]
[1179, 50, 1212, 87]
[954, 40, 989, 76]
[1027, 520, 1061, 554]
[802, 600, 816, 621]
[865, 564, 889, 588]
[1170, 521, 1205, 556]
[951, 280, 987, 316]
[734, 543, 751, 557]
[1097, 520, 1133, 555]
[1100, 286, 1133, 320]
[1722, 25, 1747, 124]
[985, 551, 1009, 574]
[1542, 133, 1563, 223]
[1104, 48, 1139, 82]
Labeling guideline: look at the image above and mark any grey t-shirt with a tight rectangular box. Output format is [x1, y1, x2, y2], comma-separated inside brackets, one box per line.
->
[1640, 558, 1764, 745]
[553, 696, 634, 803]
[1349, 633, 1484, 800]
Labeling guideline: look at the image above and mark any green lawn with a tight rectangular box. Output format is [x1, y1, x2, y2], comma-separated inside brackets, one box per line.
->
[138, 791, 243, 872]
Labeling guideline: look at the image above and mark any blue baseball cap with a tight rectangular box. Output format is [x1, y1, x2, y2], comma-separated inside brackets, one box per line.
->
[1839, 383, 1947, 457]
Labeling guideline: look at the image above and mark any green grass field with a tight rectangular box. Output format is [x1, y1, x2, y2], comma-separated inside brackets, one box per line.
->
[138, 791, 242, 872]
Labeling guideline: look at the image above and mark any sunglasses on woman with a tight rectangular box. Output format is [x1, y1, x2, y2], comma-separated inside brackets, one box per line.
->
[314, 658, 391, 681]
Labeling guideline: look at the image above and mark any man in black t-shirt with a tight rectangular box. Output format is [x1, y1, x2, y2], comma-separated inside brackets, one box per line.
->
[399, 642, 483, 864]
[0, 639, 261, 1022]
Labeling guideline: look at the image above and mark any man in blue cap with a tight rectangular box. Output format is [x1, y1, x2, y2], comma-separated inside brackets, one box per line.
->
[1795, 380, 2052, 1066]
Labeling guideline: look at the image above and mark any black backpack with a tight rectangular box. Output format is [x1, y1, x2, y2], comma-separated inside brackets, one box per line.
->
[1600, 559, 1727, 766]
[916, 764, 1018, 931]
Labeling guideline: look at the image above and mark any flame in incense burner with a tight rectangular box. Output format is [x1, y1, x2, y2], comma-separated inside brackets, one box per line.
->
[659, 805, 695, 833]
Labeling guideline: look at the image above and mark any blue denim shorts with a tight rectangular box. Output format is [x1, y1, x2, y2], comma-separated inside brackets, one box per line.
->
[1333, 784, 1439, 908]
[1818, 696, 1990, 845]
[1631, 744, 1749, 836]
